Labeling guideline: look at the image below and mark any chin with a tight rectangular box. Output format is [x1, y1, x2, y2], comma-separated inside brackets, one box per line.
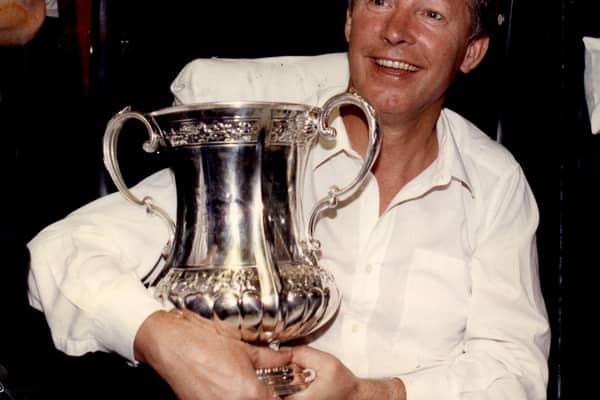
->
[364, 92, 409, 114]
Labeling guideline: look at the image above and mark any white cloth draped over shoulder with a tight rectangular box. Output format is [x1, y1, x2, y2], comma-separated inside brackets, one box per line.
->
[27, 52, 550, 400]
[170, 52, 349, 106]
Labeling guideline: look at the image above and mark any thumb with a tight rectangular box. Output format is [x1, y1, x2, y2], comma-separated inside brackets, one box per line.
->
[289, 345, 316, 367]
[247, 344, 293, 369]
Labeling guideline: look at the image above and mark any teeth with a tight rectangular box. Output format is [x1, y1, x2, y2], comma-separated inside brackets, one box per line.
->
[375, 59, 418, 72]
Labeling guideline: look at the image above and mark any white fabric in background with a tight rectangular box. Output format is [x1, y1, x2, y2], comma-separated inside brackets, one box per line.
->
[170, 52, 349, 106]
[583, 36, 600, 134]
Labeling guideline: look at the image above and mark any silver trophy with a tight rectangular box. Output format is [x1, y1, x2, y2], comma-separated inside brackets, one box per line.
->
[102, 92, 381, 396]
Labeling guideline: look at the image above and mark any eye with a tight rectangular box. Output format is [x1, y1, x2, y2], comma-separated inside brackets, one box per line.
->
[424, 10, 444, 21]
[367, 0, 394, 12]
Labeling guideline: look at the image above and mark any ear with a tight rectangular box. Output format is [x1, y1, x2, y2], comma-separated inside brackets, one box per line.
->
[459, 36, 490, 73]
[344, 8, 352, 43]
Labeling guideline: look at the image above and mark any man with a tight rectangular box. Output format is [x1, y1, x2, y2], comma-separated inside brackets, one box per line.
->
[27, 0, 550, 399]
[284, 0, 549, 398]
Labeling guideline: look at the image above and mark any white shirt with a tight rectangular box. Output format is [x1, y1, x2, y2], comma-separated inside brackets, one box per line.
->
[27, 105, 550, 399]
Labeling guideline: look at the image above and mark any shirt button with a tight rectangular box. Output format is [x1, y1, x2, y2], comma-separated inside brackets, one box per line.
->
[365, 264, 373, 273]
[352, 323, 360, 333]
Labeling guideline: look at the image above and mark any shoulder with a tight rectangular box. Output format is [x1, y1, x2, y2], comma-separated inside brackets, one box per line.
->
[440, 109, 536, 212]
[441, 108, 521, 178]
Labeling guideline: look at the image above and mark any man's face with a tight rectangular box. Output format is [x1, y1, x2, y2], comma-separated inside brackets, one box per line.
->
[345, 0, 488, 123]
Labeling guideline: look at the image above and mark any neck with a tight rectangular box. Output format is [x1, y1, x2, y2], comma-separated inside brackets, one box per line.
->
[342, 107, 440, 213]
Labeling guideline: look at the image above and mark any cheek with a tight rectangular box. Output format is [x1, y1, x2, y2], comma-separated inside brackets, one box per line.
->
[348, 14, 377, 41]
[423, 35, 464, 68]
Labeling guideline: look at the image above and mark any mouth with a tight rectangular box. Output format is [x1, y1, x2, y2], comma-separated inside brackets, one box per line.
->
[374, 58, 419, 72]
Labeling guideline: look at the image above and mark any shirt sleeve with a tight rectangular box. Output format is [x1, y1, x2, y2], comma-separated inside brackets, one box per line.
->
[399, 165, 550, 400]
[27, 169, 176, 363]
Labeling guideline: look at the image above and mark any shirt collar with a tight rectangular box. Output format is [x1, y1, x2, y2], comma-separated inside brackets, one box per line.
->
[433, 109, 475, 197]
[311, 105, 476, 197]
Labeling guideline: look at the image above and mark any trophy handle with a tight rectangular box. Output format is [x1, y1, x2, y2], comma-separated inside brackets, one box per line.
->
[305, 91, 382, 254]
[102, 106, 176, 286]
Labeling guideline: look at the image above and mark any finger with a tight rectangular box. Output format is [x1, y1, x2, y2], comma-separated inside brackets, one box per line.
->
[212, 320, 243, 340]
[248, 344, 293, 368]
[289, 345, 317, 367]
[179, 309, 243, 340]
[179, 308, 207, 322]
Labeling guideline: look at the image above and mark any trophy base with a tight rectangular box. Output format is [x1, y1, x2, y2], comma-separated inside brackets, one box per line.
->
[156, 265, 337, 344]
[256, 364, 315, 397]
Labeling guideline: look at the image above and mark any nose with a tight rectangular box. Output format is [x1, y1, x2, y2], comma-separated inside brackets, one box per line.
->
[381, 7, 416, 45]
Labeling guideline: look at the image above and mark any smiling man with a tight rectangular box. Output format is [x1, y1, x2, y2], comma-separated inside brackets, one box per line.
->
[286, 1, 549, 399]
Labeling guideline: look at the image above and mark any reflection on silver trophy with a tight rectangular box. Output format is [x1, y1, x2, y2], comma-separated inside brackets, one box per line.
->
[102, 92, 381, 396]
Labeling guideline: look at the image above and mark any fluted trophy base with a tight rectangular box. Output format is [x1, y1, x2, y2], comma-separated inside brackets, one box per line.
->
[257, 364, 315, 397]
[155, 266, 336, 343]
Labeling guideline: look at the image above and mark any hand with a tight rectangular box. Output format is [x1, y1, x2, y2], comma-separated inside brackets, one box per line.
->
[287, 346, 406, 400]
[134, 309, 292, 400]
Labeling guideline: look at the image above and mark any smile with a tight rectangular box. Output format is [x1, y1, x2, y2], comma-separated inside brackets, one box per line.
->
[375, 58, 418, 72]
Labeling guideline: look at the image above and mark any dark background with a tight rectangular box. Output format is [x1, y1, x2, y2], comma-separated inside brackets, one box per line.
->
[0, 0, 595, 398]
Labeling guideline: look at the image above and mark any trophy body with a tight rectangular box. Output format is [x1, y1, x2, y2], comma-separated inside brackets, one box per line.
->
[103, 93, 381, 396]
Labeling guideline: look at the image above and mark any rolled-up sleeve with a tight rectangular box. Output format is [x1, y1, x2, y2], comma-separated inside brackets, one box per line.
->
[399, 166, 550, 400]
[27, 169, 176, 363]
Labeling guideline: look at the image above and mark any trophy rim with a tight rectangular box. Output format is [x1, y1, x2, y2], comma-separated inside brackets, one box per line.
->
[149, 100, 317, 117]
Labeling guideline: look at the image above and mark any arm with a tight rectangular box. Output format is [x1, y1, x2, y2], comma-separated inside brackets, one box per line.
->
[27, 169, 176, 360]
[0, 0, 45, 46]
[451, 165, 549, 398]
